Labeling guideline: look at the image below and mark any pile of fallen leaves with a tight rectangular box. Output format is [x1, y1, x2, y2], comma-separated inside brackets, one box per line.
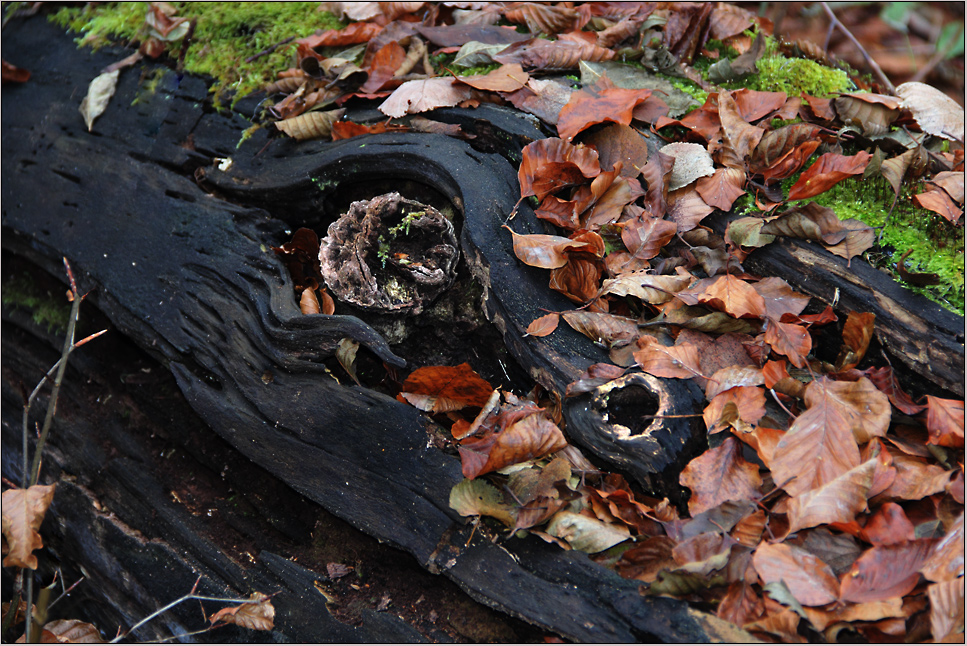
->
[259, 3, 966, 642]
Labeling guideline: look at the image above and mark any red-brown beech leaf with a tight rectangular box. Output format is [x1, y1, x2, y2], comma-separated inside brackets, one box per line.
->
[379, 78, 472, 118]
[825, 218, 875, 262]
[518, 138, 601, 201]
[581, 123, 651, 177]
[2, 59, 30, 84]
[1, 484, 56, 569]
[492, 38, 614, 71]
[859, 502, 915, 546]
[926, 396, 965, 448]
[920, 513, 964, 583]
[927, 579, 965, 641]
[680, 436, 762, 515]
[298, 22, 383, 48]
[695, 167, 746, 211]
[549, 254, 604, 308]
[705, 366, 765, 400]
[399, 363, 494, 413]
[771, 377, 863, 497]
[360, 41, 407, 93]
[633, 336, 703, 379]
[557, 85, 654, 142]
[676, 274, 767, 319]
[819, 377, 892, 444]
[760, 202, 846, 245]
[764, 319, 811, 368]
[704, 386, 766, 432]
[839, 539, 937, 603]
[786, 456, 876, 533]
[525, 312, 560, 337]
[620, 213, 677, 261]
[914, 187, 963, 224]
[503, 3, 577, 35]
[455, 63, 529, 92]
[666, 187, 714, 233]
[878, 448, 954, 501]
[504, 226, 585, 269]
[753, 542, 840, 607]
[458, 412, 567, 479]
[717, 581, 764, 627]
[716, 90, 764, 167]
[836, 311, 876, 370]
[863, 366, 925, 415]
[787, 151, 872, 201]
[753, 276, 811, 321]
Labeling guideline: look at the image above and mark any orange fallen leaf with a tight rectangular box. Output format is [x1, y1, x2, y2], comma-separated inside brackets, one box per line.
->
[399, 363, 494, 413]
[680, 436, 762, 515]
[787, 151, 872, 201]
[925, 396, 965, 448]
[753, 542, 840, 607]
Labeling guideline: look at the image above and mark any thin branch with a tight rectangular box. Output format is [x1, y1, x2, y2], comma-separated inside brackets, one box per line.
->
[821, 2, 896, 93]
[244, 35, 294, 63]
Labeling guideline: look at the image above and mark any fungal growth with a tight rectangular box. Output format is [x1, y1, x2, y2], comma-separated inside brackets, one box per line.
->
[318, 192, 459, 315]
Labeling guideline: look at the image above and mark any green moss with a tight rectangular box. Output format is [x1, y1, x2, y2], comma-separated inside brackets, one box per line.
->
[2, 273, 71, 333]
[741, 54, 853, 96]
[806, 176, 965, 314]
[50, 3, 345, 105]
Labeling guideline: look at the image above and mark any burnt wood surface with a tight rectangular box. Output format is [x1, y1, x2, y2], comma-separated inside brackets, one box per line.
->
[2, 14, 737, 643]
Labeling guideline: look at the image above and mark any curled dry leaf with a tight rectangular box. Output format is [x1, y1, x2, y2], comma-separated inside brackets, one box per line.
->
[518, 137, 601, 201]
[896, 81, 964, 142]
[831, 93, 900, 136]
[837, 311, 876, 370]
[209, 592, 275, 631]
[399, 363, 494, 413]
[580, 123, 651, 178]
[676, 274, 766, 320]
[760, 202, 847, 245]
[1, 484, 56, 569]
[557, 85, 654, 142]
[913, 188, 963, 224]
[458, 411, 567, 479]
[620, 213, 677, 261]
[275, 109, 346, 141]
[456, 63, 529, 92]
[561, 311, 638, 347]
[493, 38, 614, 71]
[545, 511, 630, 553]
[716, 90, 764, 167]
[34, 619, 105, 644]
[600, 269, 692, 304]
[299, 288, 321, 315]
[679, 436, 762, 515]
[787, 151, 872, 202]
[504, 226, 585, 269]
[379, 78, 472, 118]
[449, 478, 516, 526]
[79, 69, 120, 132]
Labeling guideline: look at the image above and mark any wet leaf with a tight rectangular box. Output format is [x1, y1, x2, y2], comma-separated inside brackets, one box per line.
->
[504, 227, 585, 269]
[379, 78, 472, 118]
[839, 539, 937, 603]
[525, 312, 560, 337]
[896, 81, 965, 141]
[1, 484, 56, 569]
[545, 511, 630, 553]
[449, 478, 516, 526]
[633, 336, 703, 379]
[620, 213, 677, 261]
[79, 69, 120, 132]
[518, 138, 601, 201]
[1, 59, 30, 83]
[787, 457, 876, 533]
[557, 85, 654, 142]
[764, 319, 811, 368]
[695, 167, 746, 211]
[676, 274, 766, 319]
[926, 396, 965, 448]
[754, 543, 839, 607]
[209, 592, 275, 631]
[399, 363, 494, 413]
[680, 437, 762, 515]
[275, 109, 346, 141]
[787, 151, 872, 202]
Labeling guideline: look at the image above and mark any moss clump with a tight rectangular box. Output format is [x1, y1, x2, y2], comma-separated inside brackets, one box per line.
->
[50, 2, 345, 105]
[806, 176, 965, 314]
[2, 273, 71, 333]
[744, 54, 853, 96]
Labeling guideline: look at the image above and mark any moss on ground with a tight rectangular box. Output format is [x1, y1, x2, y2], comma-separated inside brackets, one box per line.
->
[804, 176, 965, 314]
[50, 2, 345, 105]
[2, 273, 71, 333]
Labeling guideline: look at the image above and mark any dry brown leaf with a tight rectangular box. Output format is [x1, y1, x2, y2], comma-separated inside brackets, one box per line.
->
[914, 188, 963, 224]
[824, 218, 875, 262]
[666, 186, 714, 233]
[802, 597, 906, 632]
[33, 619, 105, 643]
[786, 457, 876, 533]
[1, 484, 56, 569]
[458, 411, 567, 479]
[695, 167, 746, 211]
[525, 312, 560, 337]
[620, 213, 677, 261]
[379, 78, 472, 118]
[760, 202, 847, 245]
[753, 542, 840, 607]
[837, 311, 876, 370]
[557, 85, 655, 142]
[787, 151, 872, 202]
[705, 366, 765, 400]
[920, 514, 964, 583]
[752, 277, 811, 321]
[493, 37, 614, 71]
[764, 319, 811, 368]
[927, 579, 965, 641]
[926, 396, 965, 448]
[209, 592, 275, 631]
[680, 437, 762, 515]
[79, 70, 120, 132]
[600, 269, 691, 304]
[716, 90, 764, 167]
[580, 123, 651, 178]
[456, 63, 529, 92]
[633, 336, 703, 379]
[676, 274, 766, 319]
[518, 137, 601, 201]
[503, 3, 577, 35]
[504, 227, 585, 269]
[704, 387, 766, 432]
[896, 81, 965, 141]
[561, 311, 638, 347]
[839, 539, 937, 603]
[275, 109, 346, 141]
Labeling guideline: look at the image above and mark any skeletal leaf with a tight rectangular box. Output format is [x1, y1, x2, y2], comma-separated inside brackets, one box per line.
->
[79, 70, 120, 132]
[275, 109, 346, 141]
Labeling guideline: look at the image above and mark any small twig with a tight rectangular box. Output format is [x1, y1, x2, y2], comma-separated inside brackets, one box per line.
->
[245, 35, 294, 63]
[821, 2, 896, 93]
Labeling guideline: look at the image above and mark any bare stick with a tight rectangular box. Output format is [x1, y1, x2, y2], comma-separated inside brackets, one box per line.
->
[245, 35, 294, 63]
[821, 2, 896, 93]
